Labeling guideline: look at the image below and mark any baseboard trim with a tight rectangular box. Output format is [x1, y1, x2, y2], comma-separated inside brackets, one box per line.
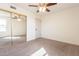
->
[40, 37, 79, 46]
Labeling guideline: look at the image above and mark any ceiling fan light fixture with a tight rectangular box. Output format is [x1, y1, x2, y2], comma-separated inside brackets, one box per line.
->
[28, 3, 57, 13]
[39, 7, 46, 12]
[39, 7, 43, 12]
[42, 7, 46, 12]
[17, 18, 21, 21]
[17, 15, 22, 21]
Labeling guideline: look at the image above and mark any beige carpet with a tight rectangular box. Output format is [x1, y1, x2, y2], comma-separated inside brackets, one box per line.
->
[0, 38, 79, 56]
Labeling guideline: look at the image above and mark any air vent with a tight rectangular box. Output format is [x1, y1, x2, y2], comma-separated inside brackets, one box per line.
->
[10, 5, 16, 10]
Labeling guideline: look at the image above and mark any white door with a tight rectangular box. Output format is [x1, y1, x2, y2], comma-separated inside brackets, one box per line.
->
[35, 18, 41, 38]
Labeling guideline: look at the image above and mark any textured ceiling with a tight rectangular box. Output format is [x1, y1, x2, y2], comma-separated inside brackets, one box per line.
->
[14, 3, 79, 17]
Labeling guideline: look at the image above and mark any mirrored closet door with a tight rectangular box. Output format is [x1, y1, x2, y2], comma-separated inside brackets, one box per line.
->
[11, 13, 26, 45]
[0, 10, 11, 47]
[0, 9, 26, 48]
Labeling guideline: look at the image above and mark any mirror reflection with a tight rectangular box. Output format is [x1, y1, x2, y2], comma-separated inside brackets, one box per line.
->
[0, 10, 26, 47]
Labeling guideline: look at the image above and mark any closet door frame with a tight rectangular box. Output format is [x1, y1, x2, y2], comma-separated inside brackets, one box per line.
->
[0, 9, 27, 46]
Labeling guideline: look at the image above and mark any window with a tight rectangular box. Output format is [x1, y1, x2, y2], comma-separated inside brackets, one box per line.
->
[0, 18, 7, 32]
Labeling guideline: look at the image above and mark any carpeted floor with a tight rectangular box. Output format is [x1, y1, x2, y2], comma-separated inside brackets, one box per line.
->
[0, 38, 79, 56]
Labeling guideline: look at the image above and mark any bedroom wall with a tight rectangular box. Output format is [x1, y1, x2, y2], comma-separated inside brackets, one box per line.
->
[41, 6, 79, 45]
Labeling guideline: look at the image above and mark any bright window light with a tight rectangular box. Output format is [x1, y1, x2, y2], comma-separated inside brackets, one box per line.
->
[0, 18, 7, 32]
[31, 48, 48, 56]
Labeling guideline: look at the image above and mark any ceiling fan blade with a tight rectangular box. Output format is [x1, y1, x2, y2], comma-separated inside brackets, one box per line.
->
[37, 10, 39, 13]
[46, 8, 50, 12]
[28, 5, 38, 7]
[47, 3, 57, 6]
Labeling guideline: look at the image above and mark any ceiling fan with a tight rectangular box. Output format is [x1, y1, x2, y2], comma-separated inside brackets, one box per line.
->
[28, 3, 57, 13]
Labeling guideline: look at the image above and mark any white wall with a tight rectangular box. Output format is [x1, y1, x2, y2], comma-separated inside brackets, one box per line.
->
[41, 6, 79, 45]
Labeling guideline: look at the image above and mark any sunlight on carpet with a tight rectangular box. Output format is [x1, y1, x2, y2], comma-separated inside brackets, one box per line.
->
[31, 48, 48, 56]
[3, 37, 21, 40]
